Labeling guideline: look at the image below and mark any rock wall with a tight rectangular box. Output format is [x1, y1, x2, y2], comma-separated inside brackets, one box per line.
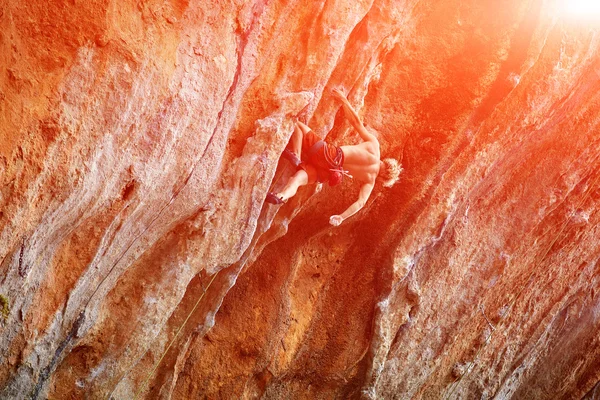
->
[1, 0, 600, 398]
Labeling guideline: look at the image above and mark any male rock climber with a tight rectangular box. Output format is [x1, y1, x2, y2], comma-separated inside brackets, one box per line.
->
[266, 88, 401, 226]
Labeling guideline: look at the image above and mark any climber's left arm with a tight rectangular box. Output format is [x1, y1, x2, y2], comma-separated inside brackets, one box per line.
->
[329, 182, 375, 226]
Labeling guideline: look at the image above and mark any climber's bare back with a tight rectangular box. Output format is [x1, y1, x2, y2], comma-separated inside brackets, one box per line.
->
[341, 139, 381, 183]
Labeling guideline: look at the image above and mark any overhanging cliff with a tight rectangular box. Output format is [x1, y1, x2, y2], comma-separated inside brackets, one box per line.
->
[1, 0, 600, 398]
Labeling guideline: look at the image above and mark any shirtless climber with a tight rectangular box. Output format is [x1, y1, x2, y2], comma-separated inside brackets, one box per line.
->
[266, 88, 400, 226]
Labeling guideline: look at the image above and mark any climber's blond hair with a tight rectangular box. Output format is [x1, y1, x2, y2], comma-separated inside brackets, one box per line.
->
[378, 158, 402, 188]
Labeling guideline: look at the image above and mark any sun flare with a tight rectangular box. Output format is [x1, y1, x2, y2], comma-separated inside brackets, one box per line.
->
[560, 0, 600, 20]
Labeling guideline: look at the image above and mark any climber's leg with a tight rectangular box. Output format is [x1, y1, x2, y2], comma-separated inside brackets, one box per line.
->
[296, 120, 312, 136]
[290, 120, 319, 163]
[278, 169, 309, 201]
[283, 122, 303, 167]
[290, 122, 303, 156]
[266, 165, 317, 204]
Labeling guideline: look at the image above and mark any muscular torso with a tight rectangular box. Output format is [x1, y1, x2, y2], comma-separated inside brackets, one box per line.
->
[340, 140, 381, 183]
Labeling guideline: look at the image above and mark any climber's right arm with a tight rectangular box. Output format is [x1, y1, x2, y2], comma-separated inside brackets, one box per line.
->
[331, 88, 377, 144]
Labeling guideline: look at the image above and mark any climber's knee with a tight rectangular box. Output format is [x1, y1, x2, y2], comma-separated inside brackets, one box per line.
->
[296, 121, 312, 135]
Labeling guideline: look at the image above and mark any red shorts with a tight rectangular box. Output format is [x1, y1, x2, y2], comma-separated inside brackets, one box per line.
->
[299, 132, 344, 184]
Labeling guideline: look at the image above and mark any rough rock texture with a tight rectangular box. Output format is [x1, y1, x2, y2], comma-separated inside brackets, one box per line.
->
[1, 0, 600, 398]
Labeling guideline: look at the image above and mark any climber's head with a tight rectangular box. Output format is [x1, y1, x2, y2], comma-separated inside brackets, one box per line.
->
[378, 158, 402, 188]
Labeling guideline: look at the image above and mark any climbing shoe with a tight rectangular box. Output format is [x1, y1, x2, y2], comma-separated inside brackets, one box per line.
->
[266, 193, 285, 205]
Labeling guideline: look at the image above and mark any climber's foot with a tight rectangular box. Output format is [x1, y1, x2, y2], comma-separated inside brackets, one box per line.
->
[266, 192, 285, 205]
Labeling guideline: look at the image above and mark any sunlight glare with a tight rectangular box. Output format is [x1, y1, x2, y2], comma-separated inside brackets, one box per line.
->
[560, 0, 600, 20]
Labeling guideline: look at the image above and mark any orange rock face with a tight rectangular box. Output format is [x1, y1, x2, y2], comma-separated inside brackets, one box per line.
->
[1, 0, 600, 398]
